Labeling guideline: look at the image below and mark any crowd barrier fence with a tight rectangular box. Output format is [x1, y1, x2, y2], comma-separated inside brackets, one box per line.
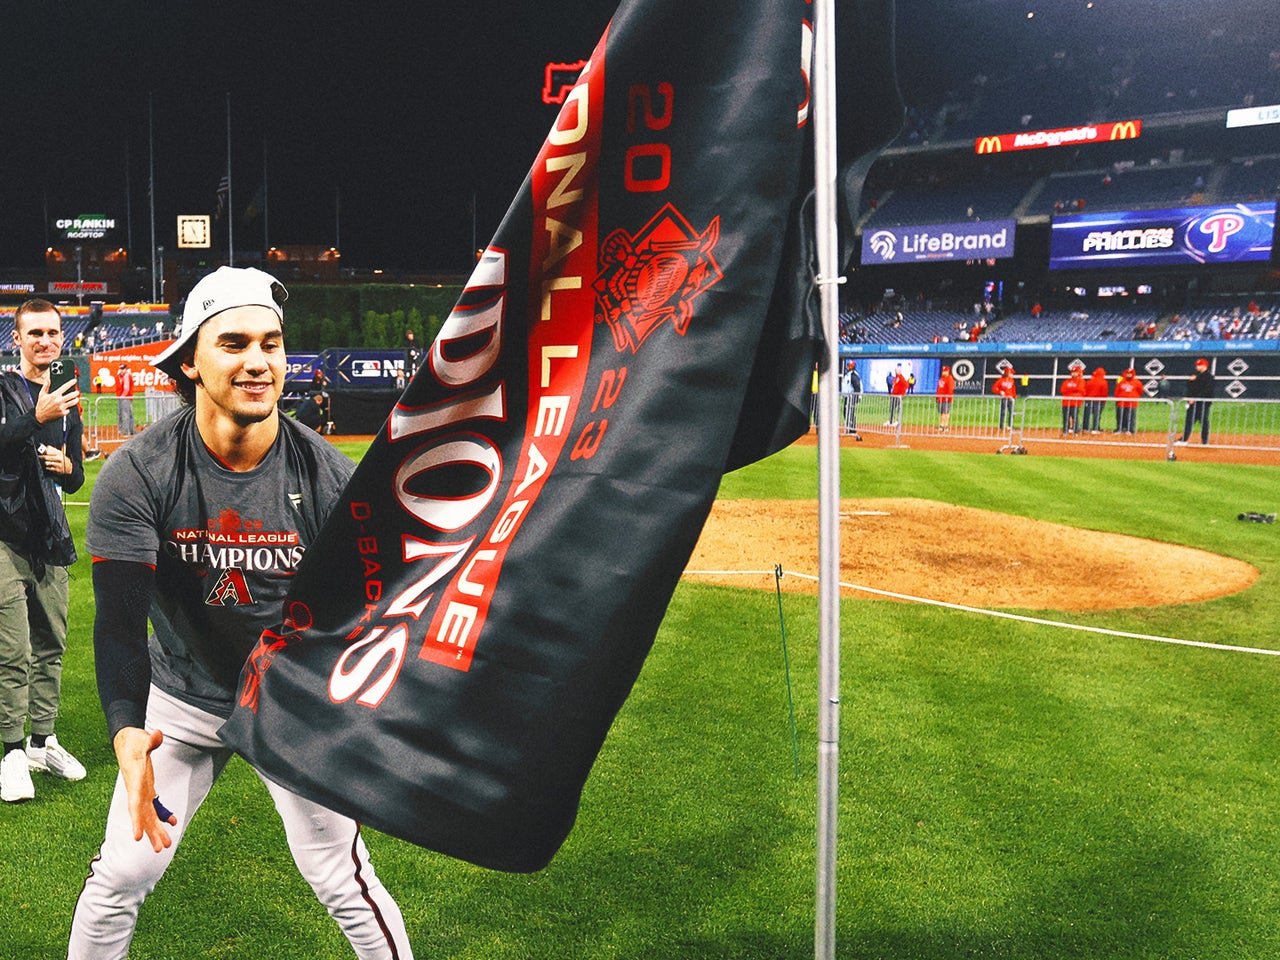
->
[83, 392, 180, 458]
[830, 393, 1280, 459]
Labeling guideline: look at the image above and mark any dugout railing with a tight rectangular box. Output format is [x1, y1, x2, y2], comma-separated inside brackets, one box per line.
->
[837, 394, 1280, 458]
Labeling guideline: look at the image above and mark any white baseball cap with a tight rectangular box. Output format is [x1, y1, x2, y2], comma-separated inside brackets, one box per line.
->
[154, 266, 288, 373]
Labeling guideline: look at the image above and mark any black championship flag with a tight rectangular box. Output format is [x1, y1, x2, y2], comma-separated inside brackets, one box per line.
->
[222, 0, 864, 872]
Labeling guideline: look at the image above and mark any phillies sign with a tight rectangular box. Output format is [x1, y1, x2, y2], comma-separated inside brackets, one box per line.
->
[1050, 202, 1277, 269]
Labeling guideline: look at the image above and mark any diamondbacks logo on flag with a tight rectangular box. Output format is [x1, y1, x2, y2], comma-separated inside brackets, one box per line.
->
[221, 0, 898, 872]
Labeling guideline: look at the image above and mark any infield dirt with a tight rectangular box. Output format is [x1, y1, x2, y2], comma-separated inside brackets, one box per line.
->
[684, 497, 1258, 611]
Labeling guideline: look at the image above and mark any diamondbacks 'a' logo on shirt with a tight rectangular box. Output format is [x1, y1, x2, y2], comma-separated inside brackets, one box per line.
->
[206, 567, 255, 606]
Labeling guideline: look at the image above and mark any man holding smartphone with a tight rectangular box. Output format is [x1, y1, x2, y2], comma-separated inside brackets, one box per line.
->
[0, 298, 86, 803]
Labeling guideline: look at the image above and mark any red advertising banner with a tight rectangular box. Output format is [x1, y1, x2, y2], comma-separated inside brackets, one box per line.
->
[89, 340, 177, 393]
[975, 118, 1142, 154]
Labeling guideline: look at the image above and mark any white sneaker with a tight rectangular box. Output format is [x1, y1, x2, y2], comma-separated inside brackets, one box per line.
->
[26, 734, 87, 781]
[1, 748, 35, 802]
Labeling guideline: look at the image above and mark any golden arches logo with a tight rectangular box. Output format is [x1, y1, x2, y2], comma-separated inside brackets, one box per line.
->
[975, 135, 1003, 154]
[1109, 120, 1140, 140]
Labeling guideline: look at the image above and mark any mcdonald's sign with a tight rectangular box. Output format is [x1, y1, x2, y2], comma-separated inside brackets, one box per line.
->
[974, 118, 1143, 154]
[1108, 119, 1141, 140]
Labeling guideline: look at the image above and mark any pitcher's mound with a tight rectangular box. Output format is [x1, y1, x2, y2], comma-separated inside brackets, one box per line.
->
[684, 498, 1258, 611]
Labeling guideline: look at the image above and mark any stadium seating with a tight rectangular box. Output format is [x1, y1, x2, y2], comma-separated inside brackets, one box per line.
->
[1162, 301, 1280, 341]
[993, 308, 1162, 342]
[1029, 163, 1216, 216]
[1220, 157, 1280, 203]
[0, 313, 172, 358]
[863, 175, 1037, 226]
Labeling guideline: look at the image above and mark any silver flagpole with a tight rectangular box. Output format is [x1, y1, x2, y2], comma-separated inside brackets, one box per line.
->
[812, 0, 842, 957]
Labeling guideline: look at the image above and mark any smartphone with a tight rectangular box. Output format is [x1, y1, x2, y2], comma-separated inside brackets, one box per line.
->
[48, 359, 78, 392]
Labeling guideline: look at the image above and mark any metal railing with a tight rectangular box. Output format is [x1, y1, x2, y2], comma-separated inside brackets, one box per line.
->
[839, 393, 1037, 448]
[832, 393, 1280, 459]
[83, 392, 181, 458]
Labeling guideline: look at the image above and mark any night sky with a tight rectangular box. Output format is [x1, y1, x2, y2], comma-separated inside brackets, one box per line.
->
[4, 1, 1272, 274]
[3, 1, 616, 272]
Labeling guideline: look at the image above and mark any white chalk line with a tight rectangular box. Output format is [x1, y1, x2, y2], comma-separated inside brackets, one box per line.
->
[683, 568, 1280, 658]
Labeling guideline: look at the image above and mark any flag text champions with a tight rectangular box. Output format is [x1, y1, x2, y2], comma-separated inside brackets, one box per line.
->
[325, 54, 605, 708]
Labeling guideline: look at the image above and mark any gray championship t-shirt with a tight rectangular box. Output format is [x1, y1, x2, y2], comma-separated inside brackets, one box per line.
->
[87, 408, 354, 718]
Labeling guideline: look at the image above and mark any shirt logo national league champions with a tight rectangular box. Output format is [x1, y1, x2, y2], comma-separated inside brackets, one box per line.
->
[167, 508, 305, 607]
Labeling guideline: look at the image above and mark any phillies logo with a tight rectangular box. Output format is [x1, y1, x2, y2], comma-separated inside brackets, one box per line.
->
[593, 202, 722, 353]
[1197, 212, 1245, 253]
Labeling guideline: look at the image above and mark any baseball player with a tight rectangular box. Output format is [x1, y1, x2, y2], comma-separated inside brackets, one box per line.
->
[69, 267, 414, 959]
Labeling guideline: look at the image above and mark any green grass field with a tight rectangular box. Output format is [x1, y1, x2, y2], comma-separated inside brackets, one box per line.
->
[4, 442, 1280, 958]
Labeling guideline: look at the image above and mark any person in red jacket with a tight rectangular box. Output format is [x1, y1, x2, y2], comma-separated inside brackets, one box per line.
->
[1113, 367, 1143, 434]
[885, 363, 909, 426]
[1083, 366, 1109, 434]
[935, 364, 956, 431]
[115, 362, 135, 436]
[992, 366, 1017, 430]
[1058, 364, 1086, 435]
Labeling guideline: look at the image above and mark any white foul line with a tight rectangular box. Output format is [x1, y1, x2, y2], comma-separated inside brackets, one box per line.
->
[683, 568, 1280, 658]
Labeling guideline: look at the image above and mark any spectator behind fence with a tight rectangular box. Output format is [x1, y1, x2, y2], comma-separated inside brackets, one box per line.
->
[1114, 368, 1143, 434]
[1177, 358, 1215, 445]
[935, 365, 955, 432]
[1059, 364, 1085, 435]
[841, 360, 863, 441]
[115, 363, 134, 437]
[0, 299, 87, 804]
[1084, 366, 1109, 434]
[993, 366, 1017, 430]
[886, 363, 909, 426]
